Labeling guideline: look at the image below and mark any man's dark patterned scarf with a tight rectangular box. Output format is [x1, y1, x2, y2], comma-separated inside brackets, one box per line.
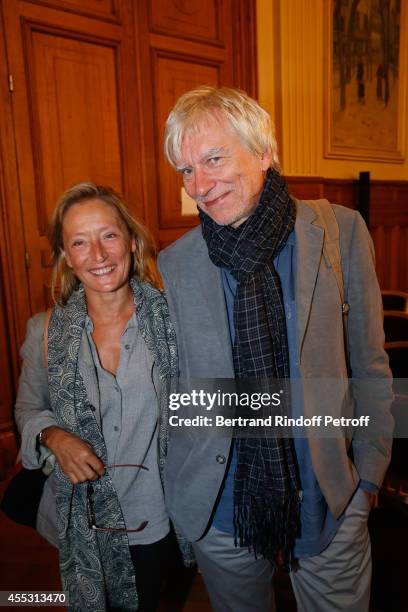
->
[200, 168, 300, 568]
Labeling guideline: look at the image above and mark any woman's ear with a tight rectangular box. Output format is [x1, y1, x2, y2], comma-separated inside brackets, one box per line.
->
[61, 248, 72, 269]
[130, 237, 136, 253]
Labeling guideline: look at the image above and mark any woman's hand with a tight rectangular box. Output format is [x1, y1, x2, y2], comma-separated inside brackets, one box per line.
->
[40, 426, 105, 484]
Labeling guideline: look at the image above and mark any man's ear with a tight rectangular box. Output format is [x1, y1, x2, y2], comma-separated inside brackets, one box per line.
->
[260, 147, 273, 171]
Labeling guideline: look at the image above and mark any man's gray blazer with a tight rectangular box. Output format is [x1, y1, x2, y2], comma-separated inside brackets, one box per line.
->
[158, 200, 393, 542]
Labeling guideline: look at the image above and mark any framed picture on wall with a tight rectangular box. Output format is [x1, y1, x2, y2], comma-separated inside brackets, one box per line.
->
[324, 0, 407, 162]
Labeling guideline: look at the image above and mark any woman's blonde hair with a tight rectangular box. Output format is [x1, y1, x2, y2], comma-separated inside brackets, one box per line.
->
[48, 182, 160, 304]
[164, 86, 280, 171]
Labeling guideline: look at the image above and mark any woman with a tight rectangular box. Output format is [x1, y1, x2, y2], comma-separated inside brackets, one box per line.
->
[15, 183, 185, 611]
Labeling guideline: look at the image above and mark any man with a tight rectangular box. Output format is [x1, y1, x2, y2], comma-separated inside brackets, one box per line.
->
[158, 86, 393, 612]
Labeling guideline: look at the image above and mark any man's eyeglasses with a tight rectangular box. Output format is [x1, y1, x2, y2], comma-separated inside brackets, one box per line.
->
[87, 464, 149, 533]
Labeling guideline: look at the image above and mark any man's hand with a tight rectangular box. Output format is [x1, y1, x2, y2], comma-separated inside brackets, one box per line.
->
[41, 426, 105, 484]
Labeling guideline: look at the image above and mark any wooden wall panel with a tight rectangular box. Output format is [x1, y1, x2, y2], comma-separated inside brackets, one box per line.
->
[30, 29, 124, 227]
[134, 0, 257, 248]
[287, 177, 356, 208]
[2, 0, 142, 316]
[368, 223, 407, 292]
[154, 54, 220, 229]
[370, 182, 408, 292]
[21, 22, 125, 310]
[149, 0, 221, 44]
[24, 0, 120, 22]
[289, 177, 408, 293]
[232, 0, 258, 97]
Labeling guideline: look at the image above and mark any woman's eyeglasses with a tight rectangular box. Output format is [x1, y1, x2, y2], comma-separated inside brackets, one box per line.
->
[86, 464, 149, 533]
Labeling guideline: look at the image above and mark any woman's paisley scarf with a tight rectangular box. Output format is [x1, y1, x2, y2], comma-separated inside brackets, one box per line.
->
[47, 278, 191, 611]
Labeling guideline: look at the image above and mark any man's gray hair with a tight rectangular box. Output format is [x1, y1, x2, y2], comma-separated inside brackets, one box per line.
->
[164, 86, 280, 171]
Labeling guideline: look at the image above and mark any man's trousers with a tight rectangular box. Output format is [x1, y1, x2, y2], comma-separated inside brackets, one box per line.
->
[192, 488, 372, 612]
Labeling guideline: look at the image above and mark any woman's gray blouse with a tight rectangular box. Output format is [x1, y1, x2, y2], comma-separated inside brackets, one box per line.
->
[15, 311, 169, 546]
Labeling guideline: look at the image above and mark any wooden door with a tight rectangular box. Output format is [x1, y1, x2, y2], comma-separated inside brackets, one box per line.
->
[2, 0, 144, 317]
[134, 0, 258, 247]
[0, 0, 257, 469]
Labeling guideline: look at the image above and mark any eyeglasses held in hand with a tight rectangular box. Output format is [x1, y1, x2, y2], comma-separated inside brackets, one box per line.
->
[87, 463, 149, 533]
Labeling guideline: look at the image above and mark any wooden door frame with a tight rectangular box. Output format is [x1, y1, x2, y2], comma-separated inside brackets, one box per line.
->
[0, 3, 31, 374]
[0, 2, 32, 465]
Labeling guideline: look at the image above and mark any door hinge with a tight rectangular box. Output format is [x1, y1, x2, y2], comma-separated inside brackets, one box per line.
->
[25, 251, 30, 269]
[8, 74, 14, 92]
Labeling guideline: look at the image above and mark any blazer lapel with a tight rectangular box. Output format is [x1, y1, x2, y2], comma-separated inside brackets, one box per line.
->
[192, 236, 234, 372]
[294, 201, 324, 362]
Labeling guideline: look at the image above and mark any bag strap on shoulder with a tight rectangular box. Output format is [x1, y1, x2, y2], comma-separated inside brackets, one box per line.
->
[303, 199, 350, 371]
